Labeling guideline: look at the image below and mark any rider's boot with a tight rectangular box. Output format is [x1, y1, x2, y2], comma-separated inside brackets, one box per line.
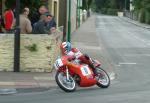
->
[90, 63, 98, 75]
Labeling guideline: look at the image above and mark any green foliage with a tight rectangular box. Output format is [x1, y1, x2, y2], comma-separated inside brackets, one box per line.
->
[25, 43, 38, 52]
[5, 0, 16, 9]
[133, 0, 141, 10]
[91, 1, 97, 12]
[107, 8, 118, 15]
[4, 0, 47, 17]
[133, 10, 139, 20]
[101, 8, 107, 14]
[133, 0, 150, 10]
[94, 0, 109, 10]
[100, 8, 118, 16]
[145, 4, 150, 11]
[108, 0, 117, 9]
[87, 0, 93, 9]
[82, 0, 93, 10]
[94, 0, 130, 12]
[116, 0, 125, 10]
[133, 0, 150, 24]
[138, 8, 146, 23]
[93, 0, 125, 15]
[145, 11, 150, 24]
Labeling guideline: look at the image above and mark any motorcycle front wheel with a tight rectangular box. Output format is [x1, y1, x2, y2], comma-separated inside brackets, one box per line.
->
[96, 67, 110, 88]
[55, 71, 76, 92]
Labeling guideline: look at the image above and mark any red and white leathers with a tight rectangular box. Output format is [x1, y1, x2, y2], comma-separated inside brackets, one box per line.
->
[61, 47, 93, 67]
[60, 42, 97, 74]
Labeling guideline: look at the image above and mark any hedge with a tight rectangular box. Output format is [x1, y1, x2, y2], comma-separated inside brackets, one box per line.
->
[100, 8, 118, 16]
[138, 8, 146, 23]
[145, 10, 150, 24]
[107, 8, 118, 15]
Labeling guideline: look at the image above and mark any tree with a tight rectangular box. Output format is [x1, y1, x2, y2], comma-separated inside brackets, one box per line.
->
[4, 0, 46, 15]
[133, 0, 142, 10]
[82, 0, 93, 10]
[116, 0, 125, 10]
[133, 0, 150, 24]
[94, 0, 109, 10]
[108, 0, 118, 9]
[94, 0, 131, 11]
[82, 0, 93, 16]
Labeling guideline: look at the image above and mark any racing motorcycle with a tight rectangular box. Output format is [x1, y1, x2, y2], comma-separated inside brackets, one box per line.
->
[54, 55, 110, 92]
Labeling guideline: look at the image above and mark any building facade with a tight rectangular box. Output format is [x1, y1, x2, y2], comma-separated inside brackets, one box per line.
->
[47, 0, 83, 40]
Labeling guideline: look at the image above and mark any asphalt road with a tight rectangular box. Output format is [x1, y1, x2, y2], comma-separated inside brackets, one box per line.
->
[1, 15, 150, 103]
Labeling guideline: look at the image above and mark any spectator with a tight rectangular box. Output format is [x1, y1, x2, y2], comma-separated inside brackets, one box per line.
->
[3, 8, 14, 33]
[30, 5, 48, 26]
[20, 7, 32, 34]
[46, 13, 56, 33]
[32, 13, 51, 34]
[0, 15, 2, 33]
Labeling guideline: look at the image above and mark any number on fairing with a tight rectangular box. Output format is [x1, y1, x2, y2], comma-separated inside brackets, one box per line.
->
[81, 65, 91, 76]
[55, 59, 63, 68]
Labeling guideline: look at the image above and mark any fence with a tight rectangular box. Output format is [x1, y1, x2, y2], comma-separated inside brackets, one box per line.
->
[0, 27, 63, 72]
[124, 10, 138, 21]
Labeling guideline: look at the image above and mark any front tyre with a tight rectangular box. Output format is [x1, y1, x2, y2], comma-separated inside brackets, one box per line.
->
[55, 71, 76, 92]
[96, 67, 110, 88]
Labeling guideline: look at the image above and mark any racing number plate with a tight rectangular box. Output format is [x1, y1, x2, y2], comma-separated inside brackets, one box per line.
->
[81, 65, 91, 76]
[54, 58, 63, 70]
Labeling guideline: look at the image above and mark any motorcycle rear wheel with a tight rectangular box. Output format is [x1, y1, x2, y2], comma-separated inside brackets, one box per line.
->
[55, 71, 76, 92]
[96, 67, 110, 88]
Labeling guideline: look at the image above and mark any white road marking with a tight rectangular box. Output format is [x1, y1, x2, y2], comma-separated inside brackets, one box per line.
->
[124, 54, 150, 57]
[119, 62, 137, 65]
[116, 62, 137, 66]
[34, 77, 54, 81]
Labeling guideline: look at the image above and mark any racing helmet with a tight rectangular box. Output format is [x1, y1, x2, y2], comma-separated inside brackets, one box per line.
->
[60, 42, 71, 54]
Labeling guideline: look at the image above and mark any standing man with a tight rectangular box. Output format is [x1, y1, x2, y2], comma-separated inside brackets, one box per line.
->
[20, 7, 32, 34]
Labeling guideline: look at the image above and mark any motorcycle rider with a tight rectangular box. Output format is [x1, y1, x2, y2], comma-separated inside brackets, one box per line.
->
[60, 42, 97, 75]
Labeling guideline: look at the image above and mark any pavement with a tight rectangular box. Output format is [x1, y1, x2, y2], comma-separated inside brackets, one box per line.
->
[72, 15, 116, 81]
[0, 71, 56, 94]
[0, 15, 149, 95]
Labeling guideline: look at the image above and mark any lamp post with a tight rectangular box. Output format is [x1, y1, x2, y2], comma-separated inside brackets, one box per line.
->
[78, 0, 80, 27]
[14, 0, 20, 72]
[76, 0, 78, 28]
[67, 0, 71, 42]
[130, 0, 133, 11]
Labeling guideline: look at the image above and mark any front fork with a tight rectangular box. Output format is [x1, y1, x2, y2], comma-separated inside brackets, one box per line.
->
[66, 66, 70, 81]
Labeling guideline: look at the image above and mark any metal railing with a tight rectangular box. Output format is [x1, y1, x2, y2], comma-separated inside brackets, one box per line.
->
[124, 10, 138, 21]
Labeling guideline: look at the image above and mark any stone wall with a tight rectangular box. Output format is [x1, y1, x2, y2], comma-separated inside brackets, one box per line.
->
[0, 35, 14, 71]
[0, 30, 63, 72]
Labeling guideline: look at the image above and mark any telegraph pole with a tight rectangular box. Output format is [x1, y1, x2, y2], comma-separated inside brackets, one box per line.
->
[14, 0, 20, 72]
[67, 0, 71, 42]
